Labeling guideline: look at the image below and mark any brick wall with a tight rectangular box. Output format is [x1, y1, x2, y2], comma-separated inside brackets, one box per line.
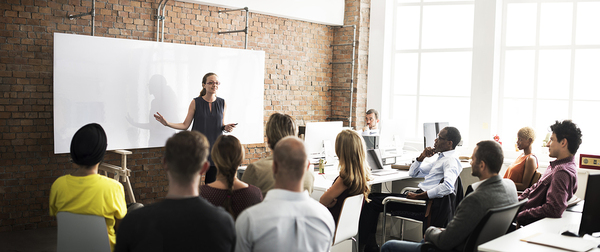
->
[0, 0, 369, 231]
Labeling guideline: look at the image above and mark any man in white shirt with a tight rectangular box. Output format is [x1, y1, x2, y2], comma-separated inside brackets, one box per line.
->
[360, 127, 463, 252]
[235, 136, 335, 252]
[362, 109, 380, 136]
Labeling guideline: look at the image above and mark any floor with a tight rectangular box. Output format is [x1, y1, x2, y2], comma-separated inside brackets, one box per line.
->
[0, 227, 57, 252]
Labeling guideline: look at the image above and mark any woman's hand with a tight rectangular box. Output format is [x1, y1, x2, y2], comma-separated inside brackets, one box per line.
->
[224, 123, 237, 132]
[154, 112, 168, 126]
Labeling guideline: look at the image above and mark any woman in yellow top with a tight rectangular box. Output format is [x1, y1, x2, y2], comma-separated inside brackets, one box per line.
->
[319, 129, 372, 224]
[504, 127, 538, 191]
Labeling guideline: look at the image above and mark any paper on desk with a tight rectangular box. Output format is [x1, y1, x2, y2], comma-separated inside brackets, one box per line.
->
[520, 233, 597, 252]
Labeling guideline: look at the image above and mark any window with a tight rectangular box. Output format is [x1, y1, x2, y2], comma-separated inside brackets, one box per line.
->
[391, 0, 475, 147]
[498, 0, 600, 159]
[370, 0, 600, 162]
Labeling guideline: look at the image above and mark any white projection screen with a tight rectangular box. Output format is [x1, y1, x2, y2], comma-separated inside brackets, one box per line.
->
[54, 33, 265, 154]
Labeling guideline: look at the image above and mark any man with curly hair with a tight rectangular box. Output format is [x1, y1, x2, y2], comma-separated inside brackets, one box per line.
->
[517, 120, 582, 225]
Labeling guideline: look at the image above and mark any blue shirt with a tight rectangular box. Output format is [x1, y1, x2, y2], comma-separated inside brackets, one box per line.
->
[408, 150, 462, 199]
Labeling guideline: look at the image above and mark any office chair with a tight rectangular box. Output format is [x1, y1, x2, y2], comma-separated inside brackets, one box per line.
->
[57, 212, 111, 252]
[381, 177, 463, 245]
[331, 194, 365, 252]
[420, 199, 528, 252]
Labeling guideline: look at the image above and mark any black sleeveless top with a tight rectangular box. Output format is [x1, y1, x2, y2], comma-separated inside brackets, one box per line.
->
[328, 176, 352, 225]
[192, 96, 224, 165]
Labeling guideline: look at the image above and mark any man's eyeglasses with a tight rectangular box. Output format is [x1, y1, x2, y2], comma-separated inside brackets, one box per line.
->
[437, 135, 448, 141]
[206, 82, 220, 86]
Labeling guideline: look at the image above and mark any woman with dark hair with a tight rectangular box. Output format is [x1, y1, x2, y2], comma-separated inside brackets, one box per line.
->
[200, 135, 262, 219]
[154, 72, 237, 184]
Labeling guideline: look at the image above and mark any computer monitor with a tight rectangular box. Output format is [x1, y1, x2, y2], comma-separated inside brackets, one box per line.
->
[363, 135, 379, 150]
[423, 122, 449, 149]
[367, 149, 384, 170]
[579, 173, 600, 236]
[304, 121, 344, 157]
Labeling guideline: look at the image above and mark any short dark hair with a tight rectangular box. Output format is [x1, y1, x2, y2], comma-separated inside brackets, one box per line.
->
[444, 126, 462, 149]
[550, 120, 583, 155]
[475, 140, 504, 174]
[165, 131, 209, 184]
[265, 113, 296, 150]
[366, 109, 379, 120]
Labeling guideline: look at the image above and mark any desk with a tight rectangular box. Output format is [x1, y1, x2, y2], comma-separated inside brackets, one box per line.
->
[478, 211, 600, 252]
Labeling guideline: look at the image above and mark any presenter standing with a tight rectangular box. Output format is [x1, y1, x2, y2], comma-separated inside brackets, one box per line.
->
[154, 72, 236, 184]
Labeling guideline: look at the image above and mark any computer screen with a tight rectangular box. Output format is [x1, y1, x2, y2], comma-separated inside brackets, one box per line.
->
[363, 135, 379, 150]
[304, 121, 344, 157]
[423, 122, 449, 149]
[367, 149, 384, 170]
[579, 173, 600, 236]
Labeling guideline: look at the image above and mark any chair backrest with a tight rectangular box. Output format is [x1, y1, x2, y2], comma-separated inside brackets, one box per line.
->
[528, 171, 542, 188]
[462, 199, 528, 252]
[332, 194, 364, 246]
[57, 212, 111, 252]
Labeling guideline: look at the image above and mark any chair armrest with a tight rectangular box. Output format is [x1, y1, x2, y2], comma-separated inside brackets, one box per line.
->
[400, 187, 421, 194]
[382, 196, 426, 206]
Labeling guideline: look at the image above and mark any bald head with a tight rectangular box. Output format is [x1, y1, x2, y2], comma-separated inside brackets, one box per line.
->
[273, 136, 308, 183]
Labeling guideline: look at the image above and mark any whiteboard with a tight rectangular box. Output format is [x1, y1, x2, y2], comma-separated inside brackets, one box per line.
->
[53, 33, 265, 154]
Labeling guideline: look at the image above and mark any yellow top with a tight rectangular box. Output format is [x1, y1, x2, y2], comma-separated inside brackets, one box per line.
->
[50, 174, 127, 251]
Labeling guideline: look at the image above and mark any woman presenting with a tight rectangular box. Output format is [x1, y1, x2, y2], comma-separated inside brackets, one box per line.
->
[154, 72, 236, 184]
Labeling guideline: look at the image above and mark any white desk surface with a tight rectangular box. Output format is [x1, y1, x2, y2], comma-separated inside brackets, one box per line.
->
[478, 211, 600, 252]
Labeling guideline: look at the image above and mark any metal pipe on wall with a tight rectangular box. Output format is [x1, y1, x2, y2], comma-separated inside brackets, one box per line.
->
[161, 0, 168, 42]
[218, 7, 249, 49]
[67, 0, 96, 36]
[329, 25, 357, 127]
[156, 0, 164, 42]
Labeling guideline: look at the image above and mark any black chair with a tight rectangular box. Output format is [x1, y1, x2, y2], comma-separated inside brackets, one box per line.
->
[420, 199, 528, 252]
[381, 177, 463, 243]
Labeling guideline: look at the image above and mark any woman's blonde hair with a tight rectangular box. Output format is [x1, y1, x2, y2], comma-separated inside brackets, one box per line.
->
[518, 127, 536, 142]
[199, 72, 217, 97]
[335, 129, 372, 202]
[211, 135, 244, 218]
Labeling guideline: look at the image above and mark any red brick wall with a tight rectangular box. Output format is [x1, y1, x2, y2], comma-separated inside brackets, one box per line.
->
[0, 0, 369, 231]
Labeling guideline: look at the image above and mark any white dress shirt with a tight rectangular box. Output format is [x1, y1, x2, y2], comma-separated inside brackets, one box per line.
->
[361, 128, 380, 136]
[235, 189, 335, 252]
[408, 149, 463, 199]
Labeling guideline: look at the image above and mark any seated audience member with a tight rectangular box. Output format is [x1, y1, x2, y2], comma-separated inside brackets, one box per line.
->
[235, 136, 335, 252]
[320, 129, 372, 224]
[200, 135, 262, 219]
[517, 120, 581, 226]
[242, 113, 314, 197]
[115, 131, 235, 252]
[362, 109, 380, 136]
[49, 123, 127, 251]
[360, 127, 463, 252]
[381, 140, 518, 252]
[504, 127, 538, 191]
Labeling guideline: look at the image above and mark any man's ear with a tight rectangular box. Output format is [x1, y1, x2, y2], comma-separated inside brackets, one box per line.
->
[163, 157, 168, 170]
[199, 161, 210, 175]
[560, 138, 569, 149]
